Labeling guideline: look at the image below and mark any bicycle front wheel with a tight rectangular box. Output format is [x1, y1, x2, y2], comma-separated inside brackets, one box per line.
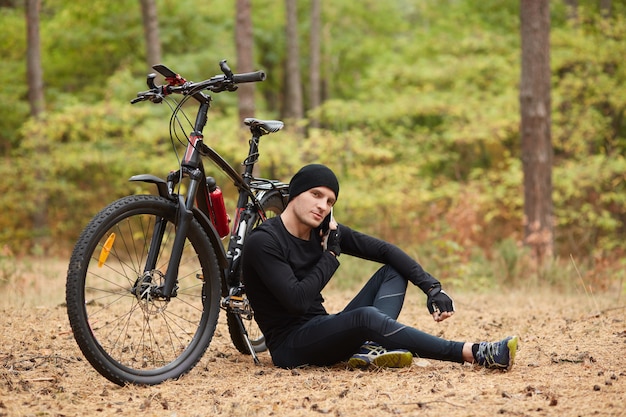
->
[66, 195, 221, 386]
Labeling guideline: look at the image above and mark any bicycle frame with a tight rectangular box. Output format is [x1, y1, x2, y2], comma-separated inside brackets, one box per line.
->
[129, 65, 288, 309]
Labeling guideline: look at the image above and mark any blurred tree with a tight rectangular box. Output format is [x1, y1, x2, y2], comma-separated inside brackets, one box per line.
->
[235, 0, 259, 177]
[235, 0, 255, 122]
[139, 0, 161, 71]
[25, 0, 43, 118]
[520, 0, 553, 264]
[25, 0, 48, 248]
[308, 0, 321, 129]
[284, 0, 303, 131]
[600, 0, 611, 17]
[564, 0, 578, 20]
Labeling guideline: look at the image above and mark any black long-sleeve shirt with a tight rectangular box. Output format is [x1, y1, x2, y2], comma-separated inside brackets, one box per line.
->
[241, 216, 439, 351]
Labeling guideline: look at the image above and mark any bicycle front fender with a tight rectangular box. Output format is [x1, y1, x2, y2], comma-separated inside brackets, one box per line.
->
[129, 174, 170, 198]
[129, 174, 227, 268]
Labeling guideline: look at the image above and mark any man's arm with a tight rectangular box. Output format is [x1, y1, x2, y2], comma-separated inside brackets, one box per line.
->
[338, 224, 440, 293]
[338, 224, 455, 321]
[244, 229, 339, 315]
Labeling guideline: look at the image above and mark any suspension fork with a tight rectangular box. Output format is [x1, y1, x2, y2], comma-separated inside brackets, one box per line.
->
[143, 216, 168, 274]
[135, 169, 186, 278]
[156, 168, 203, 300]
[158, 100, 211, 300]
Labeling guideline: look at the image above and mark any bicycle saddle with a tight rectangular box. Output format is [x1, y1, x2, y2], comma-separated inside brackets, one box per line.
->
[244, 118, 284, 135]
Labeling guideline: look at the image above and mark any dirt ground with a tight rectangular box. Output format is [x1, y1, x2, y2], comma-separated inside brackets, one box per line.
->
[0, 261, 625, 417]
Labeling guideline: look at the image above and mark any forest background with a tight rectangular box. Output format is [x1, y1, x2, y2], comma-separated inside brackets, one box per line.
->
[1, 0, 625, 293]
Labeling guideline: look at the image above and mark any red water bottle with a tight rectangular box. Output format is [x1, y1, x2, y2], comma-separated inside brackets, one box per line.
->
[206, 177, 230, 238]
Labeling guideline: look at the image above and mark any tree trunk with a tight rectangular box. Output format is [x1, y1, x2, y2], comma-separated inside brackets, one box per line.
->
[520, 0, 554, 265]
[564, 0, 577, 21]
[308, 0, 321, 129]
[600, 0, 611, 18]
[235, 0, 258, 175]
[139, 0, 161, 70]
[26, 0, 48, 249]
[284, 0, 303, 131]
[26, 0, 44, 118]
[235, 0, 256, 123]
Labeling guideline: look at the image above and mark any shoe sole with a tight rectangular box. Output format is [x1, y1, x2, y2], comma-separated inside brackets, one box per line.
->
[347, 356, 370, 369]
[348, 351, 413, 369]
[372, 351, 414, 368]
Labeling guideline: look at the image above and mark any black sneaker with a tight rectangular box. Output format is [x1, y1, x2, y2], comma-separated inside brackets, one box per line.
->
[475, 336, 518, 370]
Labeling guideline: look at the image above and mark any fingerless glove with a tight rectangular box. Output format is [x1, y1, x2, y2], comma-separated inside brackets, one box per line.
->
[326, 229, 341, 257]
[426, 285, 455, 314]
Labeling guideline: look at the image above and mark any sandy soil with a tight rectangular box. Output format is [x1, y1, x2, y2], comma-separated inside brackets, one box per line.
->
[1, 278, 625, 417]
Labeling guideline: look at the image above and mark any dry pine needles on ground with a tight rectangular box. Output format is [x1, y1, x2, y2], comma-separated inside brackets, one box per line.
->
[1, 286, 625, 417]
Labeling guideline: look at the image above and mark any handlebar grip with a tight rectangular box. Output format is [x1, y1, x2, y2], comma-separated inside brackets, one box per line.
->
[232, 71, 266, 84]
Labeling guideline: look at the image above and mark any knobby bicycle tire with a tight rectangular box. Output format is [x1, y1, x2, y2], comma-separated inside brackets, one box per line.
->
[66, 195, 221, 386]
[227, 190, 286, 355]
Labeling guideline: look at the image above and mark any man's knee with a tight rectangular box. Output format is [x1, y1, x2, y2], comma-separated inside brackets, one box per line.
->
[350, 306, 388, 327]
[348, 306, 405, 339]
[377, 265, 407, 284]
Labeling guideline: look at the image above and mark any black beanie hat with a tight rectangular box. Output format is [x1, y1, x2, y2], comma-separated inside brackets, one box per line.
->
[288, 164, 340, 202]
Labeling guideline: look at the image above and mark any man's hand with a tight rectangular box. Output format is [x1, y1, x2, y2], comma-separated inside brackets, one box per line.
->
[322, 218, 341, 256]
[427, 285, 455, 322]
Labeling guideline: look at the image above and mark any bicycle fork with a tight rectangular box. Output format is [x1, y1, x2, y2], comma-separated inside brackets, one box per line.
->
[147, 102, 211, 301]
[137, 170, 203, 301]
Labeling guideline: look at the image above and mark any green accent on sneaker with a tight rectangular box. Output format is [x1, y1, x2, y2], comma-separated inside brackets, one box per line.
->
[348, 343, 414, 369]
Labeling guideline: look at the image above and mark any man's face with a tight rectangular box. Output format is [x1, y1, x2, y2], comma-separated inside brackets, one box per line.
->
[290, 186, 336, 229]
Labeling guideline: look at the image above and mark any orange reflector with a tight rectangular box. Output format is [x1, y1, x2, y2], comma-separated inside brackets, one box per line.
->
[98, 233, 116, 267]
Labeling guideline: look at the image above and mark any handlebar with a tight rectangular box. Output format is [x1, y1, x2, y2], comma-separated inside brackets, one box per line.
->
[131, 59, 266, 105]
[233, 71, 266, 83]
[219, 59, 266, 83]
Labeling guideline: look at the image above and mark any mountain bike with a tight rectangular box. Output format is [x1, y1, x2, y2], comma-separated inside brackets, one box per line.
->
[65, 60, 289, 386]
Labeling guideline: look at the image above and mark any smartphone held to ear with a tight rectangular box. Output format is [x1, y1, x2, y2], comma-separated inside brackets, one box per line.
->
[320, 207, 334, 235]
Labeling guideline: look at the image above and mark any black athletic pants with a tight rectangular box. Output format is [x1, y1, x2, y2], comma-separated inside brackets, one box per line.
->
[270, 265, 466, 368]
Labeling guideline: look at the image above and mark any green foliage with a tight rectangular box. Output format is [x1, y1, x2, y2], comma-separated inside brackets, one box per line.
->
[0, 7, 29, 151]
[1, 0, 625, 292]
[159, 0, 234, 56]
[552, 12, 626, 160]
[6, 99, 173, 252]
[41, 1, 144, 98]
[553, 155, 626, 255]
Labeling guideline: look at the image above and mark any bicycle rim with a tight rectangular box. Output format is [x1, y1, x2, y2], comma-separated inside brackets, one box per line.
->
[66, 195, 220, 385]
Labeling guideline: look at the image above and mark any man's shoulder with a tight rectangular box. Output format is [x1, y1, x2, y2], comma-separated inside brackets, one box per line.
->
[254, 216, 281, 233]
[248, 216, 284, 243]
[244, 217, 288, 259]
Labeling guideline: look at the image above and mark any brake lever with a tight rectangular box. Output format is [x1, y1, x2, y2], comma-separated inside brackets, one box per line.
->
[129, 73, 165, 104]
[130, 91, 163, 105]
[150, 93, 164, 104]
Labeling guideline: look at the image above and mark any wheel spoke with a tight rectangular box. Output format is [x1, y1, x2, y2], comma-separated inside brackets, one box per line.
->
[66, 195, 220, 385]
